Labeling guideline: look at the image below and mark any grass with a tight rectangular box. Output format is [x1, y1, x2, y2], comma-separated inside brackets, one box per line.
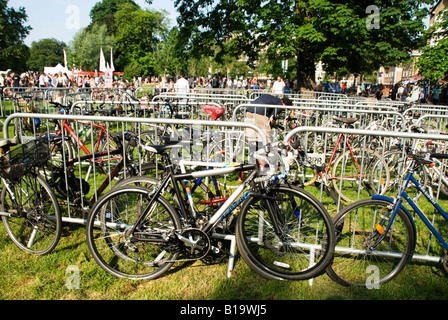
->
[1, 111, 448, 302]
[1, 219, 448, 301]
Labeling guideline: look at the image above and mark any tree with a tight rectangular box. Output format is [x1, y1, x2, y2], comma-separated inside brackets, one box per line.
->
[0, 0, 31, 72]
[175, 0, 432, 91]
[153, 28, 186, 76]
[115, 3, 169, 76]
[71, 24, 114, 72]
[89, 0, 139, 35]
[417, 10, 448, 86]
[27, 39, 66, 72]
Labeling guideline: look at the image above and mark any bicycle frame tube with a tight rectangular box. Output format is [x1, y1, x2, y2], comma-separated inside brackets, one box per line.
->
[202, 169, 258, 233]
[402, 174, 448, 251]
[61, 120, 90, 155]
[128, 172, 174, 239]
[373, 166, 448, 251]
[326, 133, 344, 173]
[174, 164, 257, 224]
[326, 133, 363, 175]
[59, 118, 113, 158]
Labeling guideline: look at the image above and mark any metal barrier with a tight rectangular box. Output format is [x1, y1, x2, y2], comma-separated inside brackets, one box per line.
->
[284, 126, 448, 264]
[4, 95, 448, 268]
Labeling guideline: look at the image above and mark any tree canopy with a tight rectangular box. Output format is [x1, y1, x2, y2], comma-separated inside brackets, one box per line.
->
[175, 0, 433, 90]
[417, 10, 448, 86]
[27, 38, 66, 72]
[70, 0, 169, 77]
[0, 0, 31, 72]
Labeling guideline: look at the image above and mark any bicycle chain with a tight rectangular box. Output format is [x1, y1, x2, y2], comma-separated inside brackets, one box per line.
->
[164, 228, 212, 263]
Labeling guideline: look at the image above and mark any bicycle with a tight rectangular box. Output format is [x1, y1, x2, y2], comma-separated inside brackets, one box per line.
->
[48, 101, 122, 165]
[0, 138, 62, 255]
[13, 94, 44, 141]
[46, 130, 156, 217]
[381, 125, 448, 199]
[291, 117, 390, 203]
[326, 149, 448, 287]
[85, 142, 336, 281]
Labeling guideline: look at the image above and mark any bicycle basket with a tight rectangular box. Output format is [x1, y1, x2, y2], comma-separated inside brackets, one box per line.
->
[0, 140, 50, 180]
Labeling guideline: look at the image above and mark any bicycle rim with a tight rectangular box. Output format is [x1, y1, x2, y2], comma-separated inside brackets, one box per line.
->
[332, 148, 390, 202]
[236, 185, 335, 281]
[86, 186, 182, 280]
[326, 199, 415, 287]
[1, 174, 62, 255]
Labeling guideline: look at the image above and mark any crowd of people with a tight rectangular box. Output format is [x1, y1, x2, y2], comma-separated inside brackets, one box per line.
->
[1, 70, 446, 105]
[138, 74, 296, 95]
[0, 70, 298, 98]
[0, 70, 132, 91]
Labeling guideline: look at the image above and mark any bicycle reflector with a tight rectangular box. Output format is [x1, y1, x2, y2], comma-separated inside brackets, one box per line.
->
[375, 223, 385, 235]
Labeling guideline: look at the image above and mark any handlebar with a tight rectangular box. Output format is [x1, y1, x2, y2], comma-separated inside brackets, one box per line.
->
[429, 153, 448, 160]
[253, 144, 290, 183]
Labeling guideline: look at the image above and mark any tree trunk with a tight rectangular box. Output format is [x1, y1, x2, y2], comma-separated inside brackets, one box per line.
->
[295, 51, 316, 93]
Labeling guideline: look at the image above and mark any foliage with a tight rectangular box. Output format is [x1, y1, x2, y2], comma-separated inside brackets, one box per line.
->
[153, 28, 185, 76]
[417, 39, 448, 86]
[114, 3, 169, 77]
[89, 0, 139, 35]
[417, 11, 448, 86]
[0, 0, 31, 72]
[27, 39, 67, 72]
[71, 24, 115, 72]
[175, 0, 432, 89]
[66, 0, 170, 77]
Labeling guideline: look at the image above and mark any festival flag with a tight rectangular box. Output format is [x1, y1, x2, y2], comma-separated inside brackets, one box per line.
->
[110, 47, 115, 71]
[99, 48, 106, 72]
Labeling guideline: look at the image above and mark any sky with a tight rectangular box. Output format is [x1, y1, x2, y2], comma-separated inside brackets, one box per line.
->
[8, 0, 179, 46]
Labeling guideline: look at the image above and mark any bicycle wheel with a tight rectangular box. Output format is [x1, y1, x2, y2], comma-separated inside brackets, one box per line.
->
[1, 173, 62, 255]
[382, 150, 428, 199]
[86, 186, 182, 280]
[331, 148, 390, 202]
[236, 184, 335, 280]
[326, 198, 415, 287]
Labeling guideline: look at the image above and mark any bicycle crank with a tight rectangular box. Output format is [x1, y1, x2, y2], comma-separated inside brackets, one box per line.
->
[175, 228, 211, 260]
[443, 253, 448, 273]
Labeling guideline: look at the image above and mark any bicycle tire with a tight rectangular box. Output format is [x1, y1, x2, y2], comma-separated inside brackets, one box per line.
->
[236, 184, 335, 281]
[331, 148, 390, 202]
[1, 173, 62, 255]
[382, 150, 428, 199]
[326, 198, 415, 287]
[85, 186, 182, 280]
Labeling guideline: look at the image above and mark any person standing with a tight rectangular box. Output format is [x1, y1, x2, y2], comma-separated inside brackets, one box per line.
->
[39, 73, 47, 88]
[245, 94, 293, 147]
[271, 76, 285, 96]
[400, 85, 409, 102]
[432, 85, 441, 104]
[174, 74, 190, 95]
[11, 72, 20, 88]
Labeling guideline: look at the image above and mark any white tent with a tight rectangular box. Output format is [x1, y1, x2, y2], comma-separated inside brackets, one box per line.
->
[44, 63, 71, 75]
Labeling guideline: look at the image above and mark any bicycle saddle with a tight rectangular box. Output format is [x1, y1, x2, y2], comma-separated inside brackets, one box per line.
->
[144, 141, 191, 154]
[0, 138, 19, 148]
[143, 136, 193, 154]
[333, 116, 358, 125]
[202, 105, 225, 120]
[39, 134, 71, 143]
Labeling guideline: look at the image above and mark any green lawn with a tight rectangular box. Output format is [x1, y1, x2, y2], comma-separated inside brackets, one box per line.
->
[0, 221, 447, 301]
